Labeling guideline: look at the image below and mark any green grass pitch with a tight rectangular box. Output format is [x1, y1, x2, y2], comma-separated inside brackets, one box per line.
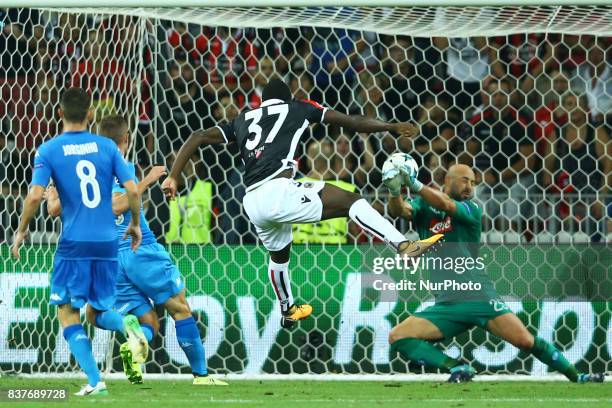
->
[0, 377, 610, 408]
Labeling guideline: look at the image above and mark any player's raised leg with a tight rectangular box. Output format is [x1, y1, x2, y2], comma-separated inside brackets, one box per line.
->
[319, 183, 443, 255]
[486, 313, 604, 383]
[164, 291, 228, 385]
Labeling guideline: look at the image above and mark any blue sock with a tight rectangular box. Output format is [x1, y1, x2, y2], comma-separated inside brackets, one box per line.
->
[95, 311, 125, 334]
[175, 316, 207, 376]
[141, 324, 154, 343]
[63, 324, 101, 387]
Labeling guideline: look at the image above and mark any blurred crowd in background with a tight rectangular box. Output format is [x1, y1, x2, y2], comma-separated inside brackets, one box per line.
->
[1, 8, 610, 245]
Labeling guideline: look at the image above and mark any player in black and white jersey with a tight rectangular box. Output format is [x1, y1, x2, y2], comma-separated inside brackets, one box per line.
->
[162, 78, 443, 329]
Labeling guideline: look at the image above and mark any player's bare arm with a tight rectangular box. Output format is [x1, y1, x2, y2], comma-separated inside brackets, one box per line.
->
[113, 166, 167, 215]
[122, 179, 142, 252]
[11, 185, 45, 259]
[44, 185, 62, 217]
[323, 109, 419, 139]
[163, 127, 225, 199]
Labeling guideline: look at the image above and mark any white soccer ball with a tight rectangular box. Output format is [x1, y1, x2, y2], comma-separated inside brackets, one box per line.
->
[383, 152, 418, 182]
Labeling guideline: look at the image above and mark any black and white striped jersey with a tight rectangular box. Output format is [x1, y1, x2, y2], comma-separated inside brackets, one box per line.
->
[216, 98, 327, 191]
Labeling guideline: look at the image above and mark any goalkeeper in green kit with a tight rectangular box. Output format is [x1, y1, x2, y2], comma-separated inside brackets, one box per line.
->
[382, 155, 604, 383]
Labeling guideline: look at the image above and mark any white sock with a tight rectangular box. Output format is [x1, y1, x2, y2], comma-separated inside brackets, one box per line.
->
[268, 260, 293, 313]
[348, 198, 406, 245]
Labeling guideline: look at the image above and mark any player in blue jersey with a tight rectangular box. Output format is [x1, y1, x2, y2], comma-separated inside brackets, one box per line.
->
[46, 114, 227, 386]
[11, 88, 147, 397]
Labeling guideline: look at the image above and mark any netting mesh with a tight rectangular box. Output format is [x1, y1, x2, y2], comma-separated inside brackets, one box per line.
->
[0, 6, 610, 377]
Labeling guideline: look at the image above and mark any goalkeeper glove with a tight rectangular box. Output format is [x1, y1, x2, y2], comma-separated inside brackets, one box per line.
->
[382, 162, 403, 197]
[399, 167, 424, 193]
[406, 171, 424, 193]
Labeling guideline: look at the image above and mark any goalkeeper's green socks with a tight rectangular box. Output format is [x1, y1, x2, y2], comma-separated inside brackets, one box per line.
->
[530, 337, 579, 382]
[393, 337, 580, 381]
[391, 338, 460, 371]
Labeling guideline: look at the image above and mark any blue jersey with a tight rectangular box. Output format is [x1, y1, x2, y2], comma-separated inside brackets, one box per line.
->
[112, 162, 156, 251]
[31, 130, 135, 259]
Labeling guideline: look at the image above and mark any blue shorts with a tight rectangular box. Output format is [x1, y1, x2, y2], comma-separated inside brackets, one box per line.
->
[50, 258, 118, 311]
[115, 243, 184, 316]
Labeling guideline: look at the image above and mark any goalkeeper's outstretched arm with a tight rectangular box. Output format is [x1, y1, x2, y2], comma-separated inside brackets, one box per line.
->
[384, 160, 468, 220]
[390, 163, 477, 221]
[387, 186, 456, 220]
[387, 185, 456, 221]
[162, 127, 225, 199]
[416, 185, 457, 213]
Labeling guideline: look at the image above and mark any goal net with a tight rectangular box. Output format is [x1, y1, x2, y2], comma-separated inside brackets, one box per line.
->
[0, 5, 610, 378]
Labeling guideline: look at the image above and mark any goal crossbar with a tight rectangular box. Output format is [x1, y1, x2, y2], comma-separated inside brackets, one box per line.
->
[24, 4, 612, 36]
[4, 1, 612, 7]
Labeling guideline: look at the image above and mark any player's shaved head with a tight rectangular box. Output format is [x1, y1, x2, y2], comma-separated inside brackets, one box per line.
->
[447, 164, 474, 180]
[98, 115, 129, 145]
[445, 164, 475, 201]
[59, 87, 91, 123]
[262, 77, 292, 102]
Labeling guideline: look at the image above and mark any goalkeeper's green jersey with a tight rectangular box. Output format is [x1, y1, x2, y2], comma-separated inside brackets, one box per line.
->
[409, 195, 498, 302]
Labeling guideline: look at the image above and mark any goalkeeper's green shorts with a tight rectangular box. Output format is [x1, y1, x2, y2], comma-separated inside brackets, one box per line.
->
[414, 300, 512, 339]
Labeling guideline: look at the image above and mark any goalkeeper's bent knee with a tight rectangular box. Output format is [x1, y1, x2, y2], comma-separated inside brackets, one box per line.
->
[391, 337, 459, 371]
